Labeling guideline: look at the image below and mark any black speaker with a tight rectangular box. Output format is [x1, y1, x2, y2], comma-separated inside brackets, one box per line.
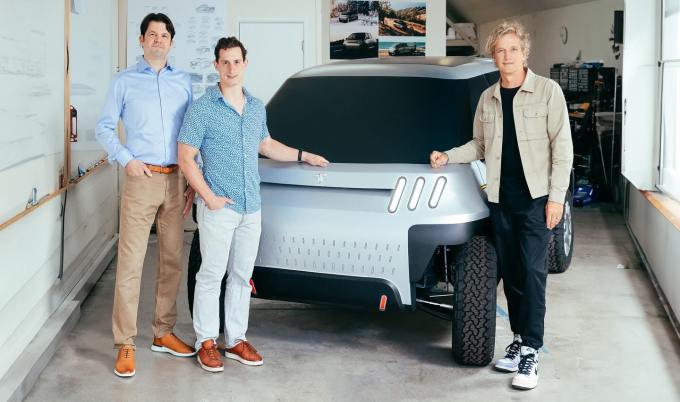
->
[614, 10, 623, 44]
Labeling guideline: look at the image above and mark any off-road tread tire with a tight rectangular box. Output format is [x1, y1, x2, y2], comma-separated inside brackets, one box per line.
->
[548, 193, 574, 274]
[452, 235, 497, 366]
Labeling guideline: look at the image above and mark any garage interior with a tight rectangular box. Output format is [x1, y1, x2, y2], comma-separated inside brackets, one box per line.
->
[1, 0, 679, 401]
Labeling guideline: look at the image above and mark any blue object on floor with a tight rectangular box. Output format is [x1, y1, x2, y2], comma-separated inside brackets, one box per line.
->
[574, 183, 597, 206]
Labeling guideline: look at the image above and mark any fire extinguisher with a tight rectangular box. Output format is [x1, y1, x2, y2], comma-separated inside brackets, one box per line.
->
[70, 105, 78, 142]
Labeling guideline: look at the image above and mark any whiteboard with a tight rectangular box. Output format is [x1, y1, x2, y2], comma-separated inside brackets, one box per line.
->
[0, 0, 65, 221]
[127, 0, 228, 100]
[69, 0, 116, 176]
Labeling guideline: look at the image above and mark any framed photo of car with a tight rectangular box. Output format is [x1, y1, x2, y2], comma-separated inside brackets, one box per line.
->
[330, 1, 380, 60]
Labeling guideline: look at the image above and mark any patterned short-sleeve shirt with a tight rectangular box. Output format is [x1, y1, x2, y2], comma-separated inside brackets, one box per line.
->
[178, 85, 270, 214]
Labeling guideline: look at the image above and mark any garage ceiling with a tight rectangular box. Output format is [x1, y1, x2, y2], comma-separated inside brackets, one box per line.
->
[446, 0, 598, 24]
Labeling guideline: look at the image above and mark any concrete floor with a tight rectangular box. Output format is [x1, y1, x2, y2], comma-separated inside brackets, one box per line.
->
[26, 205, 680, 402]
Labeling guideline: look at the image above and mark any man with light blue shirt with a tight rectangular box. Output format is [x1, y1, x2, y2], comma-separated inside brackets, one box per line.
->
[178, 37, 328, 373]
[95, 13, 196, 378]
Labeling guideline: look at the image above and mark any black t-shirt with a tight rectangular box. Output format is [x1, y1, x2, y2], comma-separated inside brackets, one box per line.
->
[499, 86, 532, 208]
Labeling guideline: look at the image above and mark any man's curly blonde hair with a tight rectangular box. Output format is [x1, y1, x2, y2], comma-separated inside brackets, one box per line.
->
[484, 21, 531, 66]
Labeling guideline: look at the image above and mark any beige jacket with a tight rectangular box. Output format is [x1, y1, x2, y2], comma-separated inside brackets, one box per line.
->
[445, 69, 574, 204]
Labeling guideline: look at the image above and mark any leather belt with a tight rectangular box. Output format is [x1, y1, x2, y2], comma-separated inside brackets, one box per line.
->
[146, 164, 178, 174]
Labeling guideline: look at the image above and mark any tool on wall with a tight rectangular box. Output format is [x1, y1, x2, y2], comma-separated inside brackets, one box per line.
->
[26, 187, 50, 209]
[27, 188, 38, 207]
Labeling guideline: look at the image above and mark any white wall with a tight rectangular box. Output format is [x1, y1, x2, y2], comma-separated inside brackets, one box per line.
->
[426, 0, 447, 57]
[0, 0, 119, 383]
[479, 0, 624, 77]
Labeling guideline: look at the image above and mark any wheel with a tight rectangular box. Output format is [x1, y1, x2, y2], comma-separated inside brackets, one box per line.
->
[451, 235, 497, 366]
[187, 229, 201, 318]
[187, 228, 227, 332]
[548, 192, 574, 273]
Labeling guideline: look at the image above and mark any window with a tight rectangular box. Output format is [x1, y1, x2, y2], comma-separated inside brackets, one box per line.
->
[266, 72, 498, 163]
[660, 0, 680, 200]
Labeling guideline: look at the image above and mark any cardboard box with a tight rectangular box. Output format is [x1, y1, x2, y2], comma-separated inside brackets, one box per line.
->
[447, 23, 477, 40]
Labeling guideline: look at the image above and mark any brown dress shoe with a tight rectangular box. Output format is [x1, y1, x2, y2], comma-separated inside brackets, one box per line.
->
[225, 341, 263, 366]
[114, 345, 135, 377]
[197, 340, 223, 372]
[151, 333, 196, 357]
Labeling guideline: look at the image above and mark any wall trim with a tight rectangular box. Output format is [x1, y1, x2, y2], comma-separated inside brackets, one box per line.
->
[624, 220, 680, 342]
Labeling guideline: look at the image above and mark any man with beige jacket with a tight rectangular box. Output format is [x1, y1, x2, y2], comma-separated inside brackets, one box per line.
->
[430, 21, 573, 390]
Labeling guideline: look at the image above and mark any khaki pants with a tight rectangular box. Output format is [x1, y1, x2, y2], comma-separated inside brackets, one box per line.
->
[112, 171, 185, 346]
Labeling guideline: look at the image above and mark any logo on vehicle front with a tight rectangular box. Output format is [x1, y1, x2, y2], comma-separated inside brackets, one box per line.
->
[315, 173, 327, 184]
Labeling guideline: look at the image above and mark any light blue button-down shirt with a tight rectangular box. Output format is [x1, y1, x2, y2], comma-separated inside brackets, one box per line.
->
[95, 58, 192, 167]
[178, 85, 269, 214]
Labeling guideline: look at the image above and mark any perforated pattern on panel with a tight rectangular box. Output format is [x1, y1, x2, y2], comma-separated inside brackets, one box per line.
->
[257, 234, 405, 278]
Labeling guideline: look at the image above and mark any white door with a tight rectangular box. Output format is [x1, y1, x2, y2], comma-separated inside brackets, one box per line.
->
[239, 21, 304, 104]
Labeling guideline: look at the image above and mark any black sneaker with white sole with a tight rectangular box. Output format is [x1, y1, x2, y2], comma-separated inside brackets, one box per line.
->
[511, 346, 539, 390]
[494, 334, 522, 372]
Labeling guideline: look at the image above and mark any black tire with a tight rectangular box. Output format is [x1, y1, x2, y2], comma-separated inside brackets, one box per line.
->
[187, 228, 227, 332]
[451, 235, 497, 366]
[548, 192, 574, 274]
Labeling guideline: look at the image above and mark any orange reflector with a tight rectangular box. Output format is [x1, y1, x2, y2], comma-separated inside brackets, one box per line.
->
[379, 295, 387, 311]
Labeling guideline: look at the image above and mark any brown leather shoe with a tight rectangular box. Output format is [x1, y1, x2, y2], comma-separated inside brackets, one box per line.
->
[225, 341, 263, 366]
[151, 333, 196, 357]
[114, 345, 135, 377]
[197, 340, 223, 372]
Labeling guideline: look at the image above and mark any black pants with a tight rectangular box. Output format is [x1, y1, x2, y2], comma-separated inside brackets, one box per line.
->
[489, 196, 549, 350]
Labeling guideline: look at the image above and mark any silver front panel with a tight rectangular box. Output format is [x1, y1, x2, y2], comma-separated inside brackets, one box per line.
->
[256, 162, 488, 305]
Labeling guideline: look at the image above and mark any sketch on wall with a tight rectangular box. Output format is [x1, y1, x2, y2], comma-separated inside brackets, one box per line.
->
[0, 0, 65, 220]
[330, 0, 380, 60]
[127, 1, 227, 99]
[0, 8, 63, 173]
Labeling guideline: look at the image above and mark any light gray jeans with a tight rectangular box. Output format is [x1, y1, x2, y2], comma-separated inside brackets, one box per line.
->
[193, 199, 261, 350]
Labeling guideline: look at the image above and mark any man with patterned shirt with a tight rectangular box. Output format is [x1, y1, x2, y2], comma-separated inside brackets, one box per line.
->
[95, 13, 197, 378]
[177, 37, 329, 372]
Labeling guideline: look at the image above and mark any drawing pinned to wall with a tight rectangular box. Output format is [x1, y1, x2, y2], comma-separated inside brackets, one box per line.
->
[330, 1, 380, 60]
[379, 41, 425, 58]
[127, 1, 228, 99]
[378, 1, 426, 37]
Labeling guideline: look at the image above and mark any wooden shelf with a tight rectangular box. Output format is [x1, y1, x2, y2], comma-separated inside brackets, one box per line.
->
[446, 39, 477, 47]
[0, 158, 109, 232]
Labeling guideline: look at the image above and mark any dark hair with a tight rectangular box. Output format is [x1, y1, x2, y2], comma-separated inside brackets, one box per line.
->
[140, 13, 175, 39]
[214, 37, 247, 61]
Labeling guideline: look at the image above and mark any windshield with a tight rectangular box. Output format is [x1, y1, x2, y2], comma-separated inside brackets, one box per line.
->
[347, 33, 365, 40]
[266, 72, 498, 164]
